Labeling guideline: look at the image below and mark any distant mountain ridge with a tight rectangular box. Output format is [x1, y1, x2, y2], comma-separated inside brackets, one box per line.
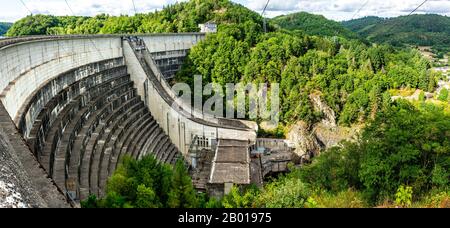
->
[341, 16, 385, 36]
[0, 22, 12, 36]
[343, 14, 450, 55]
[270, 12, 359, 40]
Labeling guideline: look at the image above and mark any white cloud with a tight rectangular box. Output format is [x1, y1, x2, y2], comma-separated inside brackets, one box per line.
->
[245, 0, 450, 21]
[2, 0, 450, 22]
[0, 0, 183, 21]
[25, 0, 176, 16]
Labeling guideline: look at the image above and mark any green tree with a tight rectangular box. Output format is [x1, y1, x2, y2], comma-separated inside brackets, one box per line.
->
[300, 100, 450, 205]
[82, 155, 200, 208]
[0, 22, 12, 36]
[438, 88, 449, 102]
[80, 195, 99, 208]
[222, 186, 259, 208]
[168, 160, 198, 208]
[135, 185, 161, 208]
[431, 165, 449, 189]
[7, 0, 264, 36]
[419, 91, 426, 102]
[300, 142, 362, 192]
[7, 15, 59, 36]
[395, 185, 413, 207]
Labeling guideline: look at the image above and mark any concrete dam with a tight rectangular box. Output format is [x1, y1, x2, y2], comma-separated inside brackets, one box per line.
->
[0, 34, 293, 207]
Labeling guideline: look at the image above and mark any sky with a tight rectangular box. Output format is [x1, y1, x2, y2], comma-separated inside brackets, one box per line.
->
[1, 0, 450, 22]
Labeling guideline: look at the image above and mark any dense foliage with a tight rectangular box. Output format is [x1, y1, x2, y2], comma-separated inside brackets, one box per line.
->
[6, 0, 262, 36]
[343, 14, 450, 55]
[439, 88, 449, 102]
[304, 101, 450, 200]
[90, 101, 450, 208]
[224, 101, 450, 208]
[303, 100, 450, 204]
[0, 22, 12, 36]
[271, 12, 359, 40]
[81, 156, 206, 208]
[342, 16, 384, 35]
[177, 19, 438, 126]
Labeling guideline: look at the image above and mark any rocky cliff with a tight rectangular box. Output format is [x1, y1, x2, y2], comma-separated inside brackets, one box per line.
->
[288, 94, 360, 160]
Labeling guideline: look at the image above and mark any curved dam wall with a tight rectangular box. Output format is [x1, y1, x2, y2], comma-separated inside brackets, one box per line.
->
[124, 37, 257, 156]
[0, 34, 257, 205]
[0, 37, 123, 127]
[0, 36, 122, 206]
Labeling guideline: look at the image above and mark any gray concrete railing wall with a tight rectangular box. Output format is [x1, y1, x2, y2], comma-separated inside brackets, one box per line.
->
[141, 34, 205, 53]
[255, 138, 294, 152]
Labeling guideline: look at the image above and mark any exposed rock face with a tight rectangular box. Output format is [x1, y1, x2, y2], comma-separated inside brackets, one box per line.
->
[288, 122, 360, 160]
[391, 89, 422, 102]
[310, 93, 337, 129]
[314, 123, 360, 149]
[287, 121, 321, 160]
[288, 94, 360, 161]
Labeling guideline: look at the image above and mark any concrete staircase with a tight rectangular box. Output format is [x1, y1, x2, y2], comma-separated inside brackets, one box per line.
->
[24, 61, 181, 202]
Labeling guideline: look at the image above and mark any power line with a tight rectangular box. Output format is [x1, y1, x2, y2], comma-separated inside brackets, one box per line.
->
[64, 0, 75, 15]
[333, 0, 371, 37]
[18, 0, 33, 15]
[261, 0, 270, 33]
[64, 0, 104, 59]
[351, 0, 370, 20]
[131, 0, 138, 15]
[261, 0, 270, 15]
[407, 0, 428, 16]
[384, 0, 429, 35]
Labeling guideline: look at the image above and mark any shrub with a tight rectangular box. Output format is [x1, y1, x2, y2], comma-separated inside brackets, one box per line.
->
[438, 88, 449, 102]
[309, 189, 367, 208]
[395, 185, 413, 207]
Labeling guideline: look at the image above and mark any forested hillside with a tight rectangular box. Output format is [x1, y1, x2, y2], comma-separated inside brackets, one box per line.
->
[177, 18, 438, 127]
[6, 0, 262, 36]
[0, 22, 12, 36]
[271, 12, 359, 40]
[343, 14, 450, 55]
[171, 2, 450, 207]
[222, 100, 450, 208]
[341, 16, 384, 36]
